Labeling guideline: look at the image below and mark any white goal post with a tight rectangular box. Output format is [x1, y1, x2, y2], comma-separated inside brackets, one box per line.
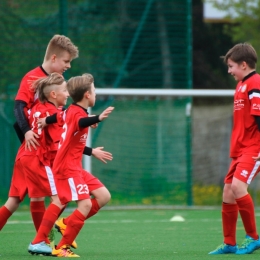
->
[83, 88, 234, 173]
[95, 88, 234, 97]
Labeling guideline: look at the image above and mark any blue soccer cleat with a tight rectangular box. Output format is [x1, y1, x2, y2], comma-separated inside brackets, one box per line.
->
[28, 241, 52, 256]
[236, 235, 260, 254]
[208, 243, 238, 254]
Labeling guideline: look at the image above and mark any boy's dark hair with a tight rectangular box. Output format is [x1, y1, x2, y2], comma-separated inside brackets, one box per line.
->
[222, 43, 257, 69]
[67, 73, 94, 103]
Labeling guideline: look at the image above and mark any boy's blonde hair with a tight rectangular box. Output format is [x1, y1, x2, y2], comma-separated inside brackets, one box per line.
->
[31, 73, 65, 103]
[44, 34, 79, 61]
[67, 73, 94, 103]
[222, 43, 257, 69]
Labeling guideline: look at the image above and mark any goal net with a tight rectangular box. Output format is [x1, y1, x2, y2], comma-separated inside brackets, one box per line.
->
[85, 88, 238, 206]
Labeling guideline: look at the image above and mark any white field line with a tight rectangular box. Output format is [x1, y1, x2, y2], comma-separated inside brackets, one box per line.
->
[6, 218, 224, 225]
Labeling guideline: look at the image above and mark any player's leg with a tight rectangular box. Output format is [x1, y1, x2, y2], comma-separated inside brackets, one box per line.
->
[22, 157, 59, 254]
[0, 159, 27, 230]
[30, 197, 45, 231]
[209, 159, 238, 254]
[53, 177, 92, 257]
[0, 197, 21, 230]
[86, 186, 111, 219]
[83, 170, 110, 219]
[28, 195, 65, 256]
[231, 154, 260, 254]
[55, 171, 109, 243]
[52, 199, 91, 257]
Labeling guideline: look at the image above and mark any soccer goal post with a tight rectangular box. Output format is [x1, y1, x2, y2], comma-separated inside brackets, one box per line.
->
[83, 88, 235, 207]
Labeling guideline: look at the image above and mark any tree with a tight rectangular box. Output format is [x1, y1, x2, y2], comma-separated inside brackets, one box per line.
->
[211, 0, 260, 67]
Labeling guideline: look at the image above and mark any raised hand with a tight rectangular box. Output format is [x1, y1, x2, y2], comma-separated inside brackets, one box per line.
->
[92, 147, 113, 164]
[98, 107, 114, 121]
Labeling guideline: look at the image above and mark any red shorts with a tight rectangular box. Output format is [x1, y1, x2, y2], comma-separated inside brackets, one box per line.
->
[20, 155, 57, 198]
[9, 159, 27, 201]
[56, 170, 104, 205]
[225, 153, 260, 184]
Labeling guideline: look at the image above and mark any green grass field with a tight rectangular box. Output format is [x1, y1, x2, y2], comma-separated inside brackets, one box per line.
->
[2, 207, 260, 259]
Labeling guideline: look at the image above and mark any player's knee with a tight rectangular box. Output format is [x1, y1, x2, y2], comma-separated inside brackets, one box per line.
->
[101, 190, 111, 207]
[78, 199, 92, 215]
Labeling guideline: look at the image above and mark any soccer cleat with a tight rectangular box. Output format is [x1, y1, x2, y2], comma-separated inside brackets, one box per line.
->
[52, 245, 80, 257]
[28, 241, 52, 256]
[55, 218, 78, 249]
[208, 243, 238, 254]
[235, 235, 260, 254]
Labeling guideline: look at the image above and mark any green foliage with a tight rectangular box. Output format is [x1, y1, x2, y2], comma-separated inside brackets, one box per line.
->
[211, 0, 260, 71]
[193, 184, 222, 206]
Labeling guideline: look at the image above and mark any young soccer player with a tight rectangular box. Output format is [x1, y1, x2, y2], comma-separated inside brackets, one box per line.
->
[14, 34, 78, 150]
[11, 34, 79, 233]
[209, 43, 260, 255]
[48, 73, 113, 257]
[28, 75, 112, 257]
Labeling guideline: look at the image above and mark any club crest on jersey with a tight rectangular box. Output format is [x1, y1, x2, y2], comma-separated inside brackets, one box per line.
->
[80, 133, 88, 143]
[239, 84, 247, 93]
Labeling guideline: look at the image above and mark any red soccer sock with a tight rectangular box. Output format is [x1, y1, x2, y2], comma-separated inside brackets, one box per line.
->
[57, 209, 85, 249]
[30, 201, 45, 231]
[222, 202, 238, 246]
[63, 198, 100, 224]
[86, 198, 100, 219]
[0, 206, 13, 230]
[236, 194, 258, 240]
[32, 203, 62, 245]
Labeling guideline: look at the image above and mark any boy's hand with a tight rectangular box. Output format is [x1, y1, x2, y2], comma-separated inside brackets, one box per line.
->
[98, 107, 114, 121]
[25, 130, 40, 151]
[37, 112, 50, 129]
[92, 147, 113, 164]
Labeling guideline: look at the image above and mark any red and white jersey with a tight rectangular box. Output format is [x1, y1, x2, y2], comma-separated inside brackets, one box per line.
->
[230, 73, 260, 157]
[53, 104, 89, 179]
[15, 102, 64, 166]
[15, 66, 48, 113]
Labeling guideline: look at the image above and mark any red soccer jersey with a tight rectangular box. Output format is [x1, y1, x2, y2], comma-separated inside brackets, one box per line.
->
[15, 66, 48, 113]
[230, 73, 260, 157]
[52, 104, 89, 179]
[15, 102, 64, 166]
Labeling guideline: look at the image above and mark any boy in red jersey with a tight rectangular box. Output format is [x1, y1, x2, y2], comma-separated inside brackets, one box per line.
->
[209, 43, 260, 255]
[49, 73, 114, 257]
[14, 34, 78, 150]
[11, 34, 79, 233]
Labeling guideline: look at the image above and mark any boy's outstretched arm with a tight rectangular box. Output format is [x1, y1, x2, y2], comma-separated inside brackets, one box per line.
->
[91, 147, 113, 164]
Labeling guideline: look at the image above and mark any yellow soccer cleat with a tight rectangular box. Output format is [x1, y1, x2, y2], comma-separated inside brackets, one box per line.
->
[52, 245, 80, 257]
[55, 218, 78, 249]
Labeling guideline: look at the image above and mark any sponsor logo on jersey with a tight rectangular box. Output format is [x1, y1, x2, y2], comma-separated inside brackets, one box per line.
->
[241, 170, 248, 177]
[80, 133, 88, 143]
[234, 99, 244, 110]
